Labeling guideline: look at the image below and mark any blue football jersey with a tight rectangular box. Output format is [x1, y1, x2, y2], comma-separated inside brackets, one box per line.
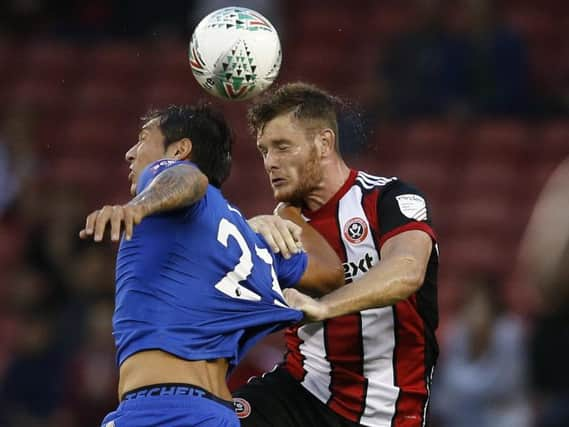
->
[113, 159, 306, 370]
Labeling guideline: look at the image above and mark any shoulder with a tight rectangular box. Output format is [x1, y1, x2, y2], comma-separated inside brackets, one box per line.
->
[189, 185, 225, 214]
[354, 170, 397, 191]
[355, 171, 426, 198]
[146, 159, 197, 176]
[137, 159, 199, 194]
[366, 171, 434, 239]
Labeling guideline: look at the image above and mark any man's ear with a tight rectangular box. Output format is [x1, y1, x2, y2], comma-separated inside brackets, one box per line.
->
[318, 129, 336, 156]
[167, 138, 193, 160]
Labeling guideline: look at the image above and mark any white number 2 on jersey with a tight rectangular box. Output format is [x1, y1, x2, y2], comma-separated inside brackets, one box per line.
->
[215, 218, 284, 305]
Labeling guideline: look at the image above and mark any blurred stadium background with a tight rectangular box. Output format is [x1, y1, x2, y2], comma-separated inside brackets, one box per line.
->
[1, 0, 568, 426]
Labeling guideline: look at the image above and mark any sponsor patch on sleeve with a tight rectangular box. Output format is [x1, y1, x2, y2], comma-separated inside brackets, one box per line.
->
[395, 194, 427, 221]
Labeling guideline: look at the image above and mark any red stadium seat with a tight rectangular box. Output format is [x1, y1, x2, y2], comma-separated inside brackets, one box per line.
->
[148, 40, 188, 71]
[84, 42, 144, 82]
[0, 222, 24, 271]
[143, 80, 200, 108]
[73, 80, 132, 113]
[367, 2, 418, 43]
[529, 45, 565, 93]
[21, 39, 82, 81]
[394, 157, 452, 200]
[293, 5, 362, 49]
[286, 44, 350, 89]
[220, 103, 250, 140]
[436, 268, 468, 325]
[503, 6, 563, 91]
[443, 233, 515, 279]
[400, 120, 460, 164]
[535, 121, 569, 161]
[467, 120, 529, 165]
[449, 193, 526, 243]
[4, 77, 69, 111]
[458, 159, 520, 198]
[42, 158, 126, 206]
[365, 123, 407, 168]
[48, 113, 133, 162]
[0, 39, 14, 77]
[223, 152, 274, 216]
[138, 40, 192, 91]
[349, 152, 397, 178]
[0, 315, 20, 375]
[452, 196, 511, 231]
[506, 7, 554, 38]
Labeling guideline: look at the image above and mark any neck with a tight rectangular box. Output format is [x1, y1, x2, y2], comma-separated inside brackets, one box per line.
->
[303, 160, 351, 212]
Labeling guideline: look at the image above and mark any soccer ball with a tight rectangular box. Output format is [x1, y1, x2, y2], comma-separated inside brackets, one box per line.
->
[189, 7, 281, 100]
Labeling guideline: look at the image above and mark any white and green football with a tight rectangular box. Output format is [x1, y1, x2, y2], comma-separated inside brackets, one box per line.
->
[189, 7, 281, 101]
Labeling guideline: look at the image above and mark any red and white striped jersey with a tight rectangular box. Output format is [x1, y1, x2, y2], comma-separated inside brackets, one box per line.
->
[284, 170, 439, 427]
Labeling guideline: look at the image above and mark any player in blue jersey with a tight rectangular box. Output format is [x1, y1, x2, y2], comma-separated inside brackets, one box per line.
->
[79, 104, 344, 427]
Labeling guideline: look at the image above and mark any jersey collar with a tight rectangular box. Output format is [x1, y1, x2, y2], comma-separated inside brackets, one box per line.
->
[302, 169, 358, 221]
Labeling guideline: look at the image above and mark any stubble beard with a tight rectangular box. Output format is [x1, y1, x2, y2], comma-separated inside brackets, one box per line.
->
[274, 146, 323, 207]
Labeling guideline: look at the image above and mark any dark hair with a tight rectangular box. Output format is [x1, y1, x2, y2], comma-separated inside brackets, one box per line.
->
[248, 82, 341, 147]
[142, 104, 233, 188]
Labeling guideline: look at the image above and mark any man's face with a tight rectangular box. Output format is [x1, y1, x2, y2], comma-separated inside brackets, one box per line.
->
[125, 118, 168, 196]
[256, 112, 323, 204]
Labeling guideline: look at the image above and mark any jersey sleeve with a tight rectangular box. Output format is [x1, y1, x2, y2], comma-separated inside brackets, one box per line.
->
[136, 159, 197, 194]
[377, 179, 436, 248]
[273, 251, 308, 289]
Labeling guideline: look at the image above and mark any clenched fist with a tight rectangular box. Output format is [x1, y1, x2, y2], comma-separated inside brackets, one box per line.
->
[283, 288, 328, 322]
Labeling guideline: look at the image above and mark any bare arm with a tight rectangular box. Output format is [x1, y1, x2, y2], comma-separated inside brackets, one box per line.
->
[519, 157, 569, 306]
[277, 205, 345, 296]
[285, 230, 432, 321]
[80, 164, 208, 242]
[129, 163, 208, 215]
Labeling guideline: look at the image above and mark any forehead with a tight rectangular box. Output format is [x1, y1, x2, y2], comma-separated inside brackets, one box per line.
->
[141, 117, 162, 133]
[258, 112, 308, 143]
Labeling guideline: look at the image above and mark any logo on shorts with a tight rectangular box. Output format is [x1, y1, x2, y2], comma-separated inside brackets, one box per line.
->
[343, 217, 368, 244]
[233, 397, 251, 419]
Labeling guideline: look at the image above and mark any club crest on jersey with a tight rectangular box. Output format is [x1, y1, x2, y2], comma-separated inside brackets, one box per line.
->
[396, 194, 427, 221]
[343, 217, 369, 244]
[233, 397, 251, 419]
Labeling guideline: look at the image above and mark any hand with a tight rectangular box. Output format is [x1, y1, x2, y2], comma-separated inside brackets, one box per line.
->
[79, 203, 146, 242]
[283, 288, 328, 322]
[274, 202, 301, 217]
[248, 215, 303, 259]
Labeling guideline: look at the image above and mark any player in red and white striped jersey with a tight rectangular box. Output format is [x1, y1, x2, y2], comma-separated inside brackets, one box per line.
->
[233, 82, 439, 427]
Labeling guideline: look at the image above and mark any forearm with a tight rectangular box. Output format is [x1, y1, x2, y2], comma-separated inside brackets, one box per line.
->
[129, 165, 208, 215]
[278, 206, 344, 295]
[320, 256, 423, 318]
[521, 158, 569, 298]
[278, 206, 338, 267]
